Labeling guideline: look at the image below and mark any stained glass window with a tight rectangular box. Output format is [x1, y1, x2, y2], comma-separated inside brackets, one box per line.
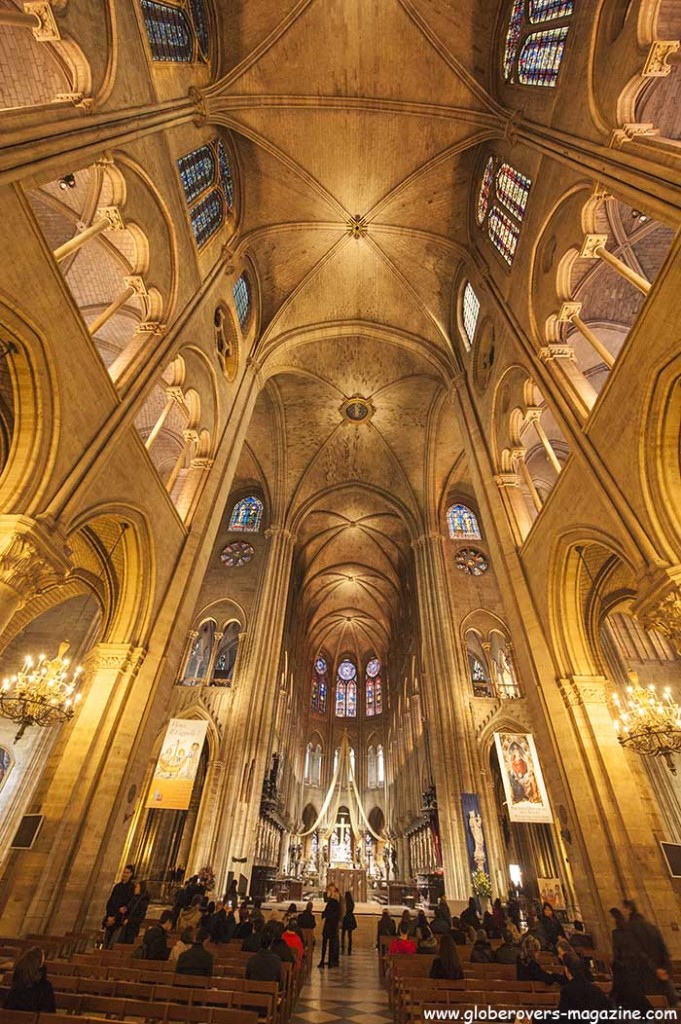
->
[447, 503, 482, 540]
[503, 0, 524, 81]
[488, 207, 520, 265]
[220, 541, 254, 567]
[461, 283, 480, 349]
[178, 145, 215, 205]
[496, 164, 531, 220]
[455, 547, 489, 576]
[217, 141, 234, 210]
[233, 275, 250, 328]
[311, 656, 328, 715]
[518, 26, 570, 87]
[228, 495, 263, 532]
[528, 0, 573, 22]
[188, 0, 209, 57]
[190, 190, 224, 247]
[365, 658, 382, 716]
[140, 1, 194, 62]
[336, 659, 357, 718]
[477, 156, 495, 225]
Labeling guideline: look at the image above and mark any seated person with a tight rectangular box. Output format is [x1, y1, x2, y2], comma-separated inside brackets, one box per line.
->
[389, 923, 417, 955]
[557, 952, 611, 1018]
[470, 928, 494, 963]
[569, 920, 593, 949]
[245, 928, 283, 987]
[234, 906, 253, 939]
[430, 934, 464, 980]
[243, 916, 265, 952]
[494, 927, 520, 964]
[176, 926, 214, 977]
[449, 916, 468, 946]
[170, 927, 195, 963]
[251, 898, 265, 927]
[517, 935, 565, 985]
[299, 901, 316, 929]
[3, 948, 56, 1013]
[134, 909, 173, 960]
[283, 917, 305, 963]
[377, 909, 396, 940]
[269, 920, 296, 963]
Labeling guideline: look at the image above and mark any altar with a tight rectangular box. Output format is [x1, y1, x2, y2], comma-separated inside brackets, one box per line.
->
[327, 867, 367, 903]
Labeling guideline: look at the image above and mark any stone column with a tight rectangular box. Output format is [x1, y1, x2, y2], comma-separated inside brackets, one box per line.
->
[538, 343, 598, 420]
[512, 448, 543, 514]
[87, 277, 147, 337]
[0, 642, 148, 934]
[212, 526, 296, 891]
[186, 758, 226, 875]
[493, 473, 533, 546]
[558, 302, 615, 370]
[411, 532, 475, 899]
[580, 235, 651, 295]
[0, 3, 60, 40]
[0, 515, 71, 635]
[526, 409, 562, 475]
[145, 387, 184, 451]
[53, 207, 124, 263]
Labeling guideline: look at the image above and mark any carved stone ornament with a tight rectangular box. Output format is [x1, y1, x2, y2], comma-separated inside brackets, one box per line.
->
[642, 41, 680, 78]
[639, 590, 681, 657]
[0, 521, 71, 606]
[24, 1, 61, 42]
[539, 344, 575, 362]
[580, 234, 608, 260]
[559, 676, 610, 708]
[95, 206, 125, 231]
[83, 644, 146, 675]
[609, 124, 660, 150]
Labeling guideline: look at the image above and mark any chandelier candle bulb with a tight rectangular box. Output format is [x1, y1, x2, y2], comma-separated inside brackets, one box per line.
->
[0, 642, 84, 743]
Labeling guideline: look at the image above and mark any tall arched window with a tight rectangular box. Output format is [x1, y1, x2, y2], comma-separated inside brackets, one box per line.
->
[503, 0, 573, 87]
[461, 282, 481, 350]
[333, 746, 355, 779]
[367, 745, 377, 788]
[377, 744, 385, 785]
[447, 503, 482, 540]
[228, 495, 263, 532]
[365, 658, 382, 716]
[477, 154, 531, 266]
[139, 0, 210, 63]
[311, 656, 329, 715]
[210, 621, 240, 685]
[177, 139, 235, 248]
[180, 619, 215, 685]
[233, 275, 251, 328]
[305, 742, 322, 785]
[335, 659, 357, 718]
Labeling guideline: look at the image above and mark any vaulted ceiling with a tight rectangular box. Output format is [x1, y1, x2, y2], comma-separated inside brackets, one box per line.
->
[219, 0, 500, 665]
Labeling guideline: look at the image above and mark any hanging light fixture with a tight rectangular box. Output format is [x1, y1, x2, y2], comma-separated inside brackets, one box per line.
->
[0, 641, 82, 742]
[612, 674, 681, 775]
[0, 523, 128, 743]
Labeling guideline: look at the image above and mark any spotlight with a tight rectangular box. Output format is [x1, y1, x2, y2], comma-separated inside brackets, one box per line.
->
[58, 173, 77, 191]
[631, 209, 648, 223]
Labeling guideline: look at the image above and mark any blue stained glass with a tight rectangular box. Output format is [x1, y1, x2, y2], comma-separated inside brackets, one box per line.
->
[140, 1, 193, 62]
[346, 679, 357, 717]
[518, 26, 569, 87]
[529, 0, 573, 22]
[228, 495, 263, 532]
[488, 207, 520, 265]
[335, 681, 346, 717]
[366, 658, 381, 677]
[233, 275, 250, 328]
[188, 0, 210, 57]
[190, 189, 223, 246]
[447, 503, 482, 540]
[366, 680, 374, 716]
[311, 656, 328, 715]
[177, 144, 215, 204]
[503, 0, 524, 81]
[338, 659, 357, 680]
[477, 156, 494, 225]
[496, 163, 531, 220]
[318, 679, 327, 714]
[217, 141, 234, 210]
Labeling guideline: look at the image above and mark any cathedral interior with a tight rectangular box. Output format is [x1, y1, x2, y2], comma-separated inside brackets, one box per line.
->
[0, 0, 680, 963]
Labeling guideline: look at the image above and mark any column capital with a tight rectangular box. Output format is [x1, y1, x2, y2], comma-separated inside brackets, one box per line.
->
[135, 321, 166, 336]
[410, 531, 442, 552]
[123, 274, 148, 297]
[632, 569, 681, 656]
[539, 343, 575, 362]
[494, 473, 519, 488]
[557, 301, 582, 322]
[82, 643, 146, 675]
[510, 447, 527, 464]
[0, 516, 71, 607]
[580, 234, 608, 260]
[24, 1, 61, 41]
[609, 123, 660, 149]
[525, 406, 542, 424]
[642, 40, 680, 78]
[190, 456, 214, 470]
[558, 675, 610, 708]
[264, 525, 296, 544]
[95, 205, 125, 230]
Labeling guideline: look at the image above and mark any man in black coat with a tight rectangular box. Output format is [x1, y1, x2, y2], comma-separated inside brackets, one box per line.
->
[102, 864, 135, 948]
[319, 885, 341, 968]
[176, 926, 214, 977]
[624, 900, 678, 1006]
[135, 909, 173, 960]
[557, 952, 611, 1019]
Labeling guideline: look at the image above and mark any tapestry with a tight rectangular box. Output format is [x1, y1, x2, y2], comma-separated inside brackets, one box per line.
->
[461, 792, 488, 874]
[145, 718, 208, 810]
[494, 731, 553, 823]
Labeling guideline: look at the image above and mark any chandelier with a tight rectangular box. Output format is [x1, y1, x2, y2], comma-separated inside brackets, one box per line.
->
[0, 642, 83, 742]
[612, 673, 681, 774]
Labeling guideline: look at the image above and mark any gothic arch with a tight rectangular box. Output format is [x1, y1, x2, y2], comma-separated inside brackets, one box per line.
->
[641, 352, 681, 556]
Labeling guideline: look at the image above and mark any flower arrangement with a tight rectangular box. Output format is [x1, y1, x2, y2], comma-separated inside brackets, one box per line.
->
[198, 864, 215, 891]
[471, 868, 492, 897]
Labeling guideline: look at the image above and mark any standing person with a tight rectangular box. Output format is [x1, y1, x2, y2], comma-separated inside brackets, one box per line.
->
[225, 878, 238, 908]
[437, 896, 452, 929]
[624, 900, 677, 1006]
[3, 948, 56, 1013]
[102, 864, 135, 948]
[318, 884, 341, 968]
[121, 880, 150, 944]
[609, 908, 652, 1010]
[341, 891, 357, 955]
[492, 898, 506, 935]
[507, 892, 521, 930]
[176, 926, 214, 977]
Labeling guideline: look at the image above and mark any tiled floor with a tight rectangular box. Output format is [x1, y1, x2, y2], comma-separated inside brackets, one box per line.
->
[292, 949, 392, 1024]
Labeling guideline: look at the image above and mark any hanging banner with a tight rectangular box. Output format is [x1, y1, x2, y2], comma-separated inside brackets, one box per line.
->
[146, 718, 208, 810]
[461, 793, 488, 874]
[494, 732, 553, 823]
[537, 877, 566, 910]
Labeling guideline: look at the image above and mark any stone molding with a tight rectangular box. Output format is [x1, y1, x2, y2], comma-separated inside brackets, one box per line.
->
[642, 41, 680, 78]
[558, 675, 610, 708]
[633, 576, 681, 656]
[0, 516, 71, 606]
[83, 644, 146, 675]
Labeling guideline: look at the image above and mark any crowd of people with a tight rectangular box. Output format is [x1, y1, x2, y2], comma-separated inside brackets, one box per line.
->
[3, 869, 679, 1017]
[377, 894, 678, 1012]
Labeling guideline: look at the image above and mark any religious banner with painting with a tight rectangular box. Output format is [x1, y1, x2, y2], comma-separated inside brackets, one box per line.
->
[537, 877, 566, 910]
[146, 718, 208, 810]
[494, 732, 553, 823]
[461, 792, 488, 874]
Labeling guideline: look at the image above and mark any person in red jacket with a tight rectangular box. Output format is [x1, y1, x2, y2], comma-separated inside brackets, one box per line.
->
[282, 917, 305, 964]
[389, 924, 417, 955]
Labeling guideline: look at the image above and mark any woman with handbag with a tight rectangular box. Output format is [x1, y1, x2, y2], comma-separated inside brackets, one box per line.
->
[341, 891, 357, 956]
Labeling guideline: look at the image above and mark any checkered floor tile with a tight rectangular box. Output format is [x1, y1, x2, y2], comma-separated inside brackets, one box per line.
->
[292, 950, 391, 1024]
